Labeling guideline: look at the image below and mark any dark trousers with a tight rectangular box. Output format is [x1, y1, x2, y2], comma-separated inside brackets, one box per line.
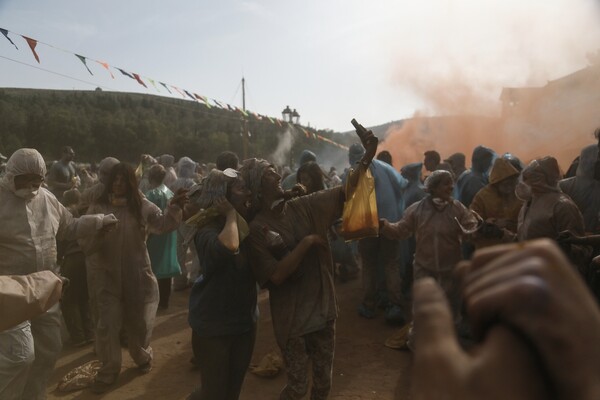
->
[61, 252, 94, 343]
[157, 278, 172, 309]
[189, 326, 256, 400]
[359, 237, 403, 309]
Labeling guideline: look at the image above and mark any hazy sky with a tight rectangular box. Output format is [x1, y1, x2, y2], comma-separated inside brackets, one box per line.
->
[0, 0, 599, 132]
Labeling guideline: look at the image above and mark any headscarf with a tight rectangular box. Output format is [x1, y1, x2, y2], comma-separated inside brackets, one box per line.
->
[239, 158, 272, 213]
[194, 169, 237, 209]
[522, 156, 561, 194]
[0, 148, 46, 193]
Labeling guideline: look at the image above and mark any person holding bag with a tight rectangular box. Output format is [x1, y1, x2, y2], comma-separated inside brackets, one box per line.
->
[242, 120, 377, 400]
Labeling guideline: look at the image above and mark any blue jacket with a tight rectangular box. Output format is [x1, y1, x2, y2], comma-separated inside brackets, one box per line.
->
[343, 159, 408, 223]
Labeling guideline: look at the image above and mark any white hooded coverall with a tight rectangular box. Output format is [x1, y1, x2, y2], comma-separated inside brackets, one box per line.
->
[0, 148, 108, 400]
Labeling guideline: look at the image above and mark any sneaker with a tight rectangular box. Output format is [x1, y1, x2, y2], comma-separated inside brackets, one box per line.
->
[385, 305, 406, 325]
[357, 303, 376, 319]
[90, 379, 115, 394]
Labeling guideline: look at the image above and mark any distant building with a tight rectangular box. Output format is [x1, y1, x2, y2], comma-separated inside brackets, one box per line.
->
[499, 62, 600, 165]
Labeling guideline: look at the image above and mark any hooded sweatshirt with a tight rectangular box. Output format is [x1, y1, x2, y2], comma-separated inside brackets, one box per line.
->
[470, 158, 522, 248]
[401, 162, 426, 208]
[456, 146, 495, 207]
[518, 157, 585, 241]
[559, 144, 600, 233]
[281, 150, 317, 190]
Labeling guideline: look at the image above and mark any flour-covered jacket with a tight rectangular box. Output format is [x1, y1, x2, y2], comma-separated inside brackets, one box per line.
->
[386, 196, 477, 273]
[0, 150, 104, 277]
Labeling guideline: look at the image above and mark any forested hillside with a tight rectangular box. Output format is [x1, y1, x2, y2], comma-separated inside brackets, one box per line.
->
[0, 88, 352, 164]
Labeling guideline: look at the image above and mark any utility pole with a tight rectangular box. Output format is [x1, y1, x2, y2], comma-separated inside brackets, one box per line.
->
[242, 77, 249, 159]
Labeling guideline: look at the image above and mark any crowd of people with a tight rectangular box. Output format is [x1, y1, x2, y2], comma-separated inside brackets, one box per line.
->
[1, 124, 600, 400]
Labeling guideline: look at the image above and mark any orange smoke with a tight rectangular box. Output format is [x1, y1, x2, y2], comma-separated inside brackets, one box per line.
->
[380, 65, 600, 170]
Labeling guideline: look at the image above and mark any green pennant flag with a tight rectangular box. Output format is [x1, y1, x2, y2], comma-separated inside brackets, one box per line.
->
[75, 54, 93, 75]
[200, 96, 212, 108]
[147, 78, 160, 92]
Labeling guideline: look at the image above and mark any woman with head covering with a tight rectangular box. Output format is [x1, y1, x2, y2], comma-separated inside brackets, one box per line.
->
[380, 170, 478, 348]
[186, 169, 256, 400]
[518, 156, 590, 268]
[86, 163, 187, 393]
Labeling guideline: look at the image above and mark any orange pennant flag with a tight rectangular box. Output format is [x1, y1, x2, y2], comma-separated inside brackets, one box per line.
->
[98, 61, 115, 79]
[22, 36, 40, 63]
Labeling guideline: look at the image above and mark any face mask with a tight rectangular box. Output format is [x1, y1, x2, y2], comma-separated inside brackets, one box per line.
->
[515, 181, 532, 201]
[14, 188, 39, 200]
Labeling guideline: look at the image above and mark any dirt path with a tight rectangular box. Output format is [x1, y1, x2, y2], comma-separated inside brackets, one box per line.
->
[46, 278, 412, 400]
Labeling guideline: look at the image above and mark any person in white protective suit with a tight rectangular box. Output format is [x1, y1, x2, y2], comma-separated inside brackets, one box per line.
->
[0, 271, 63, 399]
[84, 163, 187, 393]
[0, 148, 117, 400]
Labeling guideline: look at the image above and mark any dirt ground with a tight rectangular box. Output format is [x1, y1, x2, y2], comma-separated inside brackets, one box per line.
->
[46, 277, 413, 400]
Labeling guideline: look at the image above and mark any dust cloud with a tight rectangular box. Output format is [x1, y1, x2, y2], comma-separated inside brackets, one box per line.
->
[379, 0, 600, 170]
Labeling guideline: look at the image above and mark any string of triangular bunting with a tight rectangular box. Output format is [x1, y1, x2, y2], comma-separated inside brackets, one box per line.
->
[0, 27, 349, 151]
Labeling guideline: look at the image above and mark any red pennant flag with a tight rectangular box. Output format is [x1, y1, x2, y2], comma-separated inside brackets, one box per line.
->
[22, 36, 40, 63]
[132, 73, 147, 88]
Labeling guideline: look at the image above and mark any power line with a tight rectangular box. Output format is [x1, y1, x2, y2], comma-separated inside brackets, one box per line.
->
[0, 54, 115, 90]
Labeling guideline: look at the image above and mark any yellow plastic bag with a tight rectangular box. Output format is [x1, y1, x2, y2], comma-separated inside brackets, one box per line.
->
[341, 168, 379, 241]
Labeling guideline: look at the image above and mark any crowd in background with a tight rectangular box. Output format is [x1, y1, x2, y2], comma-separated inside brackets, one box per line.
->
[2, 123, 600, 400]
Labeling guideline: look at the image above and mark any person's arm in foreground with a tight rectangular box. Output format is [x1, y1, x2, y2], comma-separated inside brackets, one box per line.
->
[460, 239, 600, 400]
[411, 278, 549, 400]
